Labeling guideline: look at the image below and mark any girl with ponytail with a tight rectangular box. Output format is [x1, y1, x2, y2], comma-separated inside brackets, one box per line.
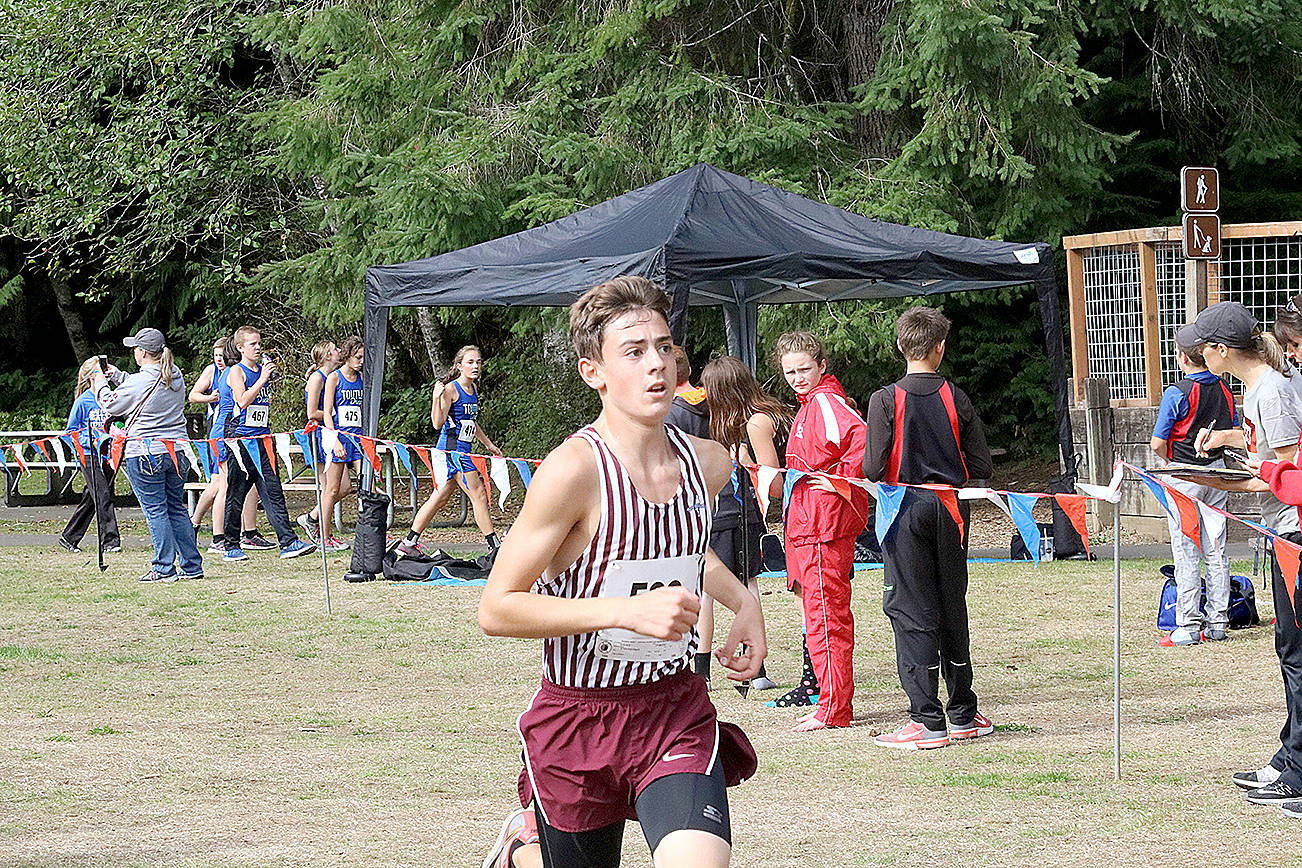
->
[58, 358, 121, 554]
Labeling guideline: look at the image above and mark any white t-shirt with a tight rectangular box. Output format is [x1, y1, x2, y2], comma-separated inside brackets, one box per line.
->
[1243, 368, 1302, 534]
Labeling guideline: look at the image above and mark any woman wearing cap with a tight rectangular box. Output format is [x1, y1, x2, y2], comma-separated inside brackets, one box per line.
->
[1187, 301, 1302, 813]
[92, 328, 204, 583]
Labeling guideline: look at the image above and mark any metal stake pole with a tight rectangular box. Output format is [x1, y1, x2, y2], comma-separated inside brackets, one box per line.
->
[1113, 501, 1122, 781]
[311, 430, 332, 616]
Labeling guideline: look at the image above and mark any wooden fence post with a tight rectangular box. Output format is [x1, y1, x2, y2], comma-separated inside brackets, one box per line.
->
[1084, 377, 1114, 528]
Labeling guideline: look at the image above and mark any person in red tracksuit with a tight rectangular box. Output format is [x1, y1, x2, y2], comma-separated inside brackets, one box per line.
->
[865, 306, 994, 750]
[775, 331, 871, 732]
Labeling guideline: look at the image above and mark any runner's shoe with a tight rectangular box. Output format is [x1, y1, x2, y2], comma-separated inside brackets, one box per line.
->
[950, 713, 995, 739]
[751, 675, 779, 691]
[1234, 765, 1282, 790]
[874, 721, 950, 750]
[1204, 628, 1229, 641]
[223, 547, 249, 562]
[177, 571, 204, 581]
[1280, 800, 1302, 819]
[1158, 627, 1201, 647]
[322, 536, 350, 553]
[279, 540, 316, 559]
[396, 540, 428, 557]
[139, 569, 178, 584]
[57, 536, 81, 554]
[297, 512, 320, 544]
[240, 532, 277, 551]
[481, 807, 538, 868]
[1246, 780, 1302, 804]
[207, 539, 227, 554]
[103, 544, 122, 553]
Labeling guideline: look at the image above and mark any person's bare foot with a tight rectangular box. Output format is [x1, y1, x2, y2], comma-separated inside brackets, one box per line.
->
[792, 715, 830, 732]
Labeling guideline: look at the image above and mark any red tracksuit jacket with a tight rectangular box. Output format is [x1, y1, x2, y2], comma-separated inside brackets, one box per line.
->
[785, 374, 871, 544]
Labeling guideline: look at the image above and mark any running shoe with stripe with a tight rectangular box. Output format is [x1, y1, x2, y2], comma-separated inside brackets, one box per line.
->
[240, 532, 277, 551]
[1234, 765, 1282, 790]
[322, 536, 350, 553]
[207, 538, 228, 555]
[481, 808, 538, 868]
[950, 712, 995, 739]
[297, 512, 320, 544]
[874, 721, 950, 750]
[395, 540, 428, 557]
[279, 540, 316, 559]
[1246, 780, 1302, 804]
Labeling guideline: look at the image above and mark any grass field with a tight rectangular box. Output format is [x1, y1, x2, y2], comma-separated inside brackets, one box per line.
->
[2, 539, 1300, 867]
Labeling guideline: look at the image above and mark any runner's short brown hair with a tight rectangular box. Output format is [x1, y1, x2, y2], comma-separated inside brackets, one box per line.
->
[569, 276, 671, 361]
[1177, 340, 1206, 367]
[896, 307, 950, 359]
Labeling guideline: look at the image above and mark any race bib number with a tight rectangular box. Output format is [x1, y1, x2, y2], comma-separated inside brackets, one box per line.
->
[458, 418, 477, 441]
[338, 405, 362, 428]
[595, 554, 703, 663]
[246, 405, 270, 428]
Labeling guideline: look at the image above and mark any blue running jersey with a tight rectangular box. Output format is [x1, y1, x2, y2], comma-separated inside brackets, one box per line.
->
[233, 362, 272, 436]
[437, 380, 479, 451]
[211, 366, 236, 437]
[333, 369, 364, 432]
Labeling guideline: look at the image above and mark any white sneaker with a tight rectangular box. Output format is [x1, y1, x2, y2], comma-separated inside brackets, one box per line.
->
[751, 675, 779, 691]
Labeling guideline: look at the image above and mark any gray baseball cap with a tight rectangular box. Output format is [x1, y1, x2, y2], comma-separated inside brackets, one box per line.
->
[122, 328, 166, 354]
[1175, 302, 1259, 349]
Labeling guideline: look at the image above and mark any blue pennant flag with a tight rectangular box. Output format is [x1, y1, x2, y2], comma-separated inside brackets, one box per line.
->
[393, 442, 414, 477]
[875, 483, 906, 544]
[730, 464, 744, 506]
[196, 440, 215, 477]
[782, 470, 806, 517]
[448, 450, 463, 476]
[293, 431, 315, 470]
[1007, 492, 1042, 565]
[1138, 475, 1173, 518]
[512, 459, 532, 489]
[242, 439, 263, 476]
[0, 449, 7, 473]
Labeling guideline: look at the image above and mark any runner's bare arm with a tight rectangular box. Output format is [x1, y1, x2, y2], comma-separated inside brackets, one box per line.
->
[322, 372, 339, 431]
[429, 382, 454, 431]
[689, 435, 767, 679]
[478, 439, 701, 641]
[305, 372, 327, 423]
[188, 365, 216, 404]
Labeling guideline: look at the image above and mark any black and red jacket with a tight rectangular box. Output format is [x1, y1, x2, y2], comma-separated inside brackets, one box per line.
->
[863, 373, 993, 487]
[1159, 375, 1237, 465]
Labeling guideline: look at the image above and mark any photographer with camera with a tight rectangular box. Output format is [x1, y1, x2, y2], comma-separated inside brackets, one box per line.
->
[92, 328, 203, 582]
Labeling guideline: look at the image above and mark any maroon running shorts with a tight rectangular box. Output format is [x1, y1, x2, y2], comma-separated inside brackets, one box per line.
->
[516, 670, 757, 833]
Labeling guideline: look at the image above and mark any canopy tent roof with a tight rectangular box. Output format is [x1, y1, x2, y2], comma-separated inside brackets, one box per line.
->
[365, 163, 1054, 311]
[362, 163, 1072, 473]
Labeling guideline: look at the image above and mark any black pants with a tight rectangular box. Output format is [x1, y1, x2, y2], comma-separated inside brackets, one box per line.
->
[223, 442, 298, 549]
[1270, 532, 1302, 788]
[62, 456, 119, 548]
[881, 489, 977, 732]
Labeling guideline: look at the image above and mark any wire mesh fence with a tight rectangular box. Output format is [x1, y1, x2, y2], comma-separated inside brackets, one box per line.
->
[1082, 245, 1146, 400]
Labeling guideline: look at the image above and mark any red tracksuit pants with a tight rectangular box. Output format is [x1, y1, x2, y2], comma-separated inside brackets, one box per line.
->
[787, 534, 856, 726]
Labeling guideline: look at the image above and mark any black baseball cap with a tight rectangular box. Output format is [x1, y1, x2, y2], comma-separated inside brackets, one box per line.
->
[1175, 302, 1259, 349]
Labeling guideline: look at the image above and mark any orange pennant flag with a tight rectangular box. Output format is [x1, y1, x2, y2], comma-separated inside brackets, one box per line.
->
[109, 434, 125, 470]
[1165, 485, 1203, 550]
[260, 435, 277, 476]
[826, 474, 855, 504]
[10, 445, 27, 475]
[1274, 538, 1302, 627]
[70, 437, 87, 468]
[469, 454, 493, 501]
[933, 486, 965, 543]
[412, 445, 435, 479]
[1052, 493, 1091, 557]
[163, 440, 180, 475]
[358, 435, 381, 472]
[33, 439, 52, 461]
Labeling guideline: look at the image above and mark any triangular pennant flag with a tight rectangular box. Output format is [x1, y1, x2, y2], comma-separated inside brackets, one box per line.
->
[227, 439, 247, 473]
[1007, 492, 1042, 565]
[70, 436, 87, 468]
[50, 436, 70, 470]
[431, 449, 449, 486]
[358, 434, 381, 472]
[0, 449, 7, 473]
[1164, 485, 1203, 550]
[1078, 462, 1125, 503]
[511, 458, 532, 490]
[730, 465, 744, 506]
[1273, 537, 1302, 627]
[292, 430, 315, 470]
[320, 428, 339, 462]
[469, 454, 492, 501]
[825, 473, 856, 504]
[180, 439, 202, 481]
[275, 433, 294, 478]
[489, 456, 512, 509]
[1138, 474, 1174, 518]
[755, 465, 781, 517]
[33, 439, 52, 462]
[393, 442, 414, 477]
[1053, 493, 1091, 557]
[874, 483, 906, 544]
[108, 434, 124, 471]
[10, 443, 28, 476]
[781, 469, 806, 517]
[163, 439, 180, 475]
[413, 445, 435, 479]
[242, 439, 263, 476]
[932, 486, 965, 543]
[260, 435, 278, 476]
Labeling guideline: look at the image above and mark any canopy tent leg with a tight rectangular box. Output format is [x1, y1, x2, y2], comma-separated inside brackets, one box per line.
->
[361, 306, 389, 492]
[1036, 270, 1077, 480]
[723, 281, 760, 372]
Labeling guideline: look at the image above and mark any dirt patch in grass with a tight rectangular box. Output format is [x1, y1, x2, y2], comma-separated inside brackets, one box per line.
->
[1, 547, 1298, 866]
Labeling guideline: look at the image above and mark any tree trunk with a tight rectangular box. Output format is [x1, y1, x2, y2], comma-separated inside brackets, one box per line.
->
[415, 307, 448, 381]
[47, 271, 91, 361]
[844, 0, 895, 155]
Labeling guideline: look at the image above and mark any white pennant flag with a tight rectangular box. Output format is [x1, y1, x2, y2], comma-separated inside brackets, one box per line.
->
[180, 439, 202, 480]
[490, 456, 512, 509]
[50, 436, 70, 471]
[1077, 463, 1124, 503]
[755, 465, 782, 518]
[320, 428, 339, 459]
[850, 478, 878, 499]
[228, 439, 247, 473]
[275, 433, 294, 477]
[431, 448, 449, 488]
[959, 486, 1012, 519]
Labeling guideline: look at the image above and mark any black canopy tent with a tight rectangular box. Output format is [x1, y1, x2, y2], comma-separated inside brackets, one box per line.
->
[363, 163, 1074, 475]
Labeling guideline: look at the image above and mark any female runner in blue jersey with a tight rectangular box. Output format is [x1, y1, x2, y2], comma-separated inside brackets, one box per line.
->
[187, 337, 257, 553]
[297, 339, 341, 543]
[396, 345, 504, 556]
[319, 337, 364, 553]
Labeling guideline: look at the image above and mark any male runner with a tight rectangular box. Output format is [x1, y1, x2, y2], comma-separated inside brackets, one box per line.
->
[478, 276, 765, 868]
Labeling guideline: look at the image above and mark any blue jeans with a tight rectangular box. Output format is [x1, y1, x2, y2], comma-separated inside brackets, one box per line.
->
[123, 452, 203, 576]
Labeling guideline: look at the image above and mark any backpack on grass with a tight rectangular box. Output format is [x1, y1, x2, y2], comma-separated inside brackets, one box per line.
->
[1156, 564, 1260, 631]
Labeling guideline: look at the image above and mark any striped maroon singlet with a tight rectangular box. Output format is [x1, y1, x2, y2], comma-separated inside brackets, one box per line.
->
[539, 424, 713, 689]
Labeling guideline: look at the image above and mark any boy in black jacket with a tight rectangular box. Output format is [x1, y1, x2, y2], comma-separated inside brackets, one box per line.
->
[864, 307, 994, 750]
